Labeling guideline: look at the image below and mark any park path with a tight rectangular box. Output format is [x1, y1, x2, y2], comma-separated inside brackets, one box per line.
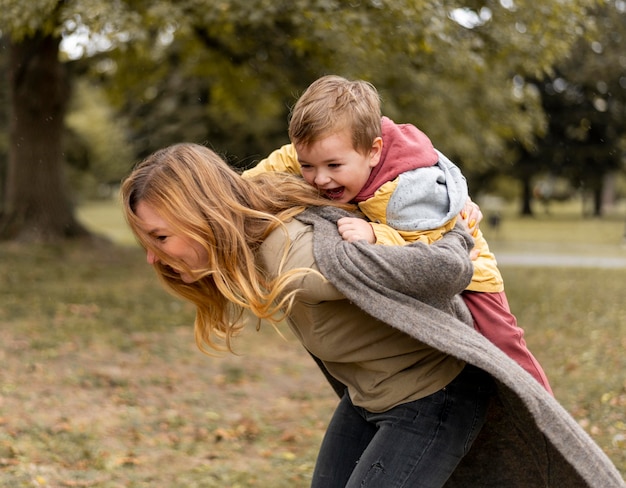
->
[494, 252, 626, 269]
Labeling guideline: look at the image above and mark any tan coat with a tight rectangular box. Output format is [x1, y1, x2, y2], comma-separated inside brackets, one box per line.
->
[257, 217, 467, 412]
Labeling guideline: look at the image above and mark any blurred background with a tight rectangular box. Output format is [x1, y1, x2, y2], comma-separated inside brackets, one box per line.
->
[1, 2, 626, 486]
[0, 0, 625, 242]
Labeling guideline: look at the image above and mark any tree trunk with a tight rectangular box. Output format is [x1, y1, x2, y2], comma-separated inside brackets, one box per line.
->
[520, 175, 534, 216]
[592, 186, 603, 217]
[601, 172, 617, 211]
[0, 32, 88, 241]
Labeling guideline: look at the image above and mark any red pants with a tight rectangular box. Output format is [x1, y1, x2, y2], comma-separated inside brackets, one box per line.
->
[462, 290, 553, 395]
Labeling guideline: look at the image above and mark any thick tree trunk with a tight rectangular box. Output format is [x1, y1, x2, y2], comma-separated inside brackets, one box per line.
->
[0, 32, 88, 241]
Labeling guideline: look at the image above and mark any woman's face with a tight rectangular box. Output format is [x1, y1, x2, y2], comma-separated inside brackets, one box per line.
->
[135, 201, 209, 283]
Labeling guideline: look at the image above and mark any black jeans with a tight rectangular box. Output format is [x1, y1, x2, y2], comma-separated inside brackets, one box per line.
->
[311, 364, 493, 488]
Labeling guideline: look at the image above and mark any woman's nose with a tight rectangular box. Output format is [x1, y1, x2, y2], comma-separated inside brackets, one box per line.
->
[146, 249, 159, 265]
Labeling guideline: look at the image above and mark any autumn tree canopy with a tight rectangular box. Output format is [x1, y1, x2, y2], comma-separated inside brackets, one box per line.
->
[0, 0, 605, 241]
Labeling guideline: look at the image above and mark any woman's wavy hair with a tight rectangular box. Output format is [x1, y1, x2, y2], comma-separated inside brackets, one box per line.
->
[121, 142, 353, 353]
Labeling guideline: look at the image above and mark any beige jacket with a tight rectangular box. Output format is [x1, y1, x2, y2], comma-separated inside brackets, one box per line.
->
[257, 217, 466, 412]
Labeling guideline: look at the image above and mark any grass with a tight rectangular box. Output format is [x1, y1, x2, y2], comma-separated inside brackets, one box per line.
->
[0, 198, 625, 486]
[478, 198, 626, 255]
[0, 240, 333, 487]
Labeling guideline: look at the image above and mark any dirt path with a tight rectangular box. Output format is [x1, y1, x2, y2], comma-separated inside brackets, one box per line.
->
[495, 252, 626, 268]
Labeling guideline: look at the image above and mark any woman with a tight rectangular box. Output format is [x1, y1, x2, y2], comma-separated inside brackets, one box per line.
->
[121, 143, 624, 488]
[121, 142, 493, 487]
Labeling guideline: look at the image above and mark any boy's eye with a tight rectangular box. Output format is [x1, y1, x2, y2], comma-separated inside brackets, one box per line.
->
[154, 235, 168, 242]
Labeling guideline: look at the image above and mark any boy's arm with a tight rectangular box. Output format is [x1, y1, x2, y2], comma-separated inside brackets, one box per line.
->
[337, 218, 451, 245]
[369, 200, 480, 246]
[370, 222, 438, 245]
[242, 143, 301, 178]
[337, 219, 421, 245]
[340, 206, 477, 250]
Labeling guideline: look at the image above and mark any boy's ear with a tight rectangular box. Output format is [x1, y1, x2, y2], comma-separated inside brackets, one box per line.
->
[369, 137, 383, 167]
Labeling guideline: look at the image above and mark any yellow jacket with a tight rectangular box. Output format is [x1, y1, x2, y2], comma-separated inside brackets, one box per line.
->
[243, 143, 503, 292]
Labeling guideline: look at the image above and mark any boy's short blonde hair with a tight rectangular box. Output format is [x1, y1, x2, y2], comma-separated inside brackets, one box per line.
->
[288, 75, 382, 155]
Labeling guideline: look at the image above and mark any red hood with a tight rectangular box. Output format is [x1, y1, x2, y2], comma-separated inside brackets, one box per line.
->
[355, 116, 438, 202]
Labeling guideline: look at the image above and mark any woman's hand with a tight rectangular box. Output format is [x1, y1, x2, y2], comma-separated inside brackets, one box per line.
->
[337, 217, 376, 244]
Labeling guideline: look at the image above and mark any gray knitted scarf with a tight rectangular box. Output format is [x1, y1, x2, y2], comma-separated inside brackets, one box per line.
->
[297, 206, 624, 488]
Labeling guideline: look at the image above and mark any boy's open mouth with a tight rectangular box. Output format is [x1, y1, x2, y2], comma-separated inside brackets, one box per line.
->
[323, 187, 345, 200]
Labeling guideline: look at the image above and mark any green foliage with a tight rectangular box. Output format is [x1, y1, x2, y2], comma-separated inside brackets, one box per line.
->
[508, 0, 626, 215]
[82, 0, 606, 167]
[0, 0, 610, 162]
[1, 0, 623, 224]
[0, 0, 142, 43]
[0, 0, 60, 39]
[364, 0, 599, 166]
[65, 79, 134, 198]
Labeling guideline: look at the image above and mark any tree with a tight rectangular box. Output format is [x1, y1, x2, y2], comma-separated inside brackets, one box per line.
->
[0, 0, 602, 241]
[65, 79, 134, 198]
[512, 0, 626, 216]
[95, 0, 600, 170]
[1, 3, 85, 240]
[0, 38, 9, 196]
[0, 0, 139, 241]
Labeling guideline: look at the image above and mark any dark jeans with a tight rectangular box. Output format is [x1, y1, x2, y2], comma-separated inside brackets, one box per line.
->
[311, 364, 493, 488]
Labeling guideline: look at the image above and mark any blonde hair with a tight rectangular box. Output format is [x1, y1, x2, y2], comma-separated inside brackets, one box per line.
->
[121, 143, 353, 353]
[288, 75, 382, 154]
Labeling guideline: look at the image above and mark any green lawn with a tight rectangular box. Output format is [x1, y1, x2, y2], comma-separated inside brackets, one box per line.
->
[0, 198, 624, 486]
[76, 199, 138, 246]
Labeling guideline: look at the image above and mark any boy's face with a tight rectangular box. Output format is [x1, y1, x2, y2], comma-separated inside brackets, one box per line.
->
[295, 129, 382, 203]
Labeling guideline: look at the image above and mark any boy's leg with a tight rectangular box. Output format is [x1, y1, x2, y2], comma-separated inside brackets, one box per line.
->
[462, 290, 553, 394]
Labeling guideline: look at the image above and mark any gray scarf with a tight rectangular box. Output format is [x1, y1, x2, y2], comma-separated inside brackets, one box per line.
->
[297, 206, 624, 488]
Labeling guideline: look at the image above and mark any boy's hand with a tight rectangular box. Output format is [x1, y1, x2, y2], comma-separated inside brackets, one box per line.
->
[458, 198, 482, 260]
[460, 198, 482, 238]
[337, 217, 376, 243]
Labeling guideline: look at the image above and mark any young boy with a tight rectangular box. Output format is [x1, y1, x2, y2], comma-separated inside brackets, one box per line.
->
[243, 75, 552, 393]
